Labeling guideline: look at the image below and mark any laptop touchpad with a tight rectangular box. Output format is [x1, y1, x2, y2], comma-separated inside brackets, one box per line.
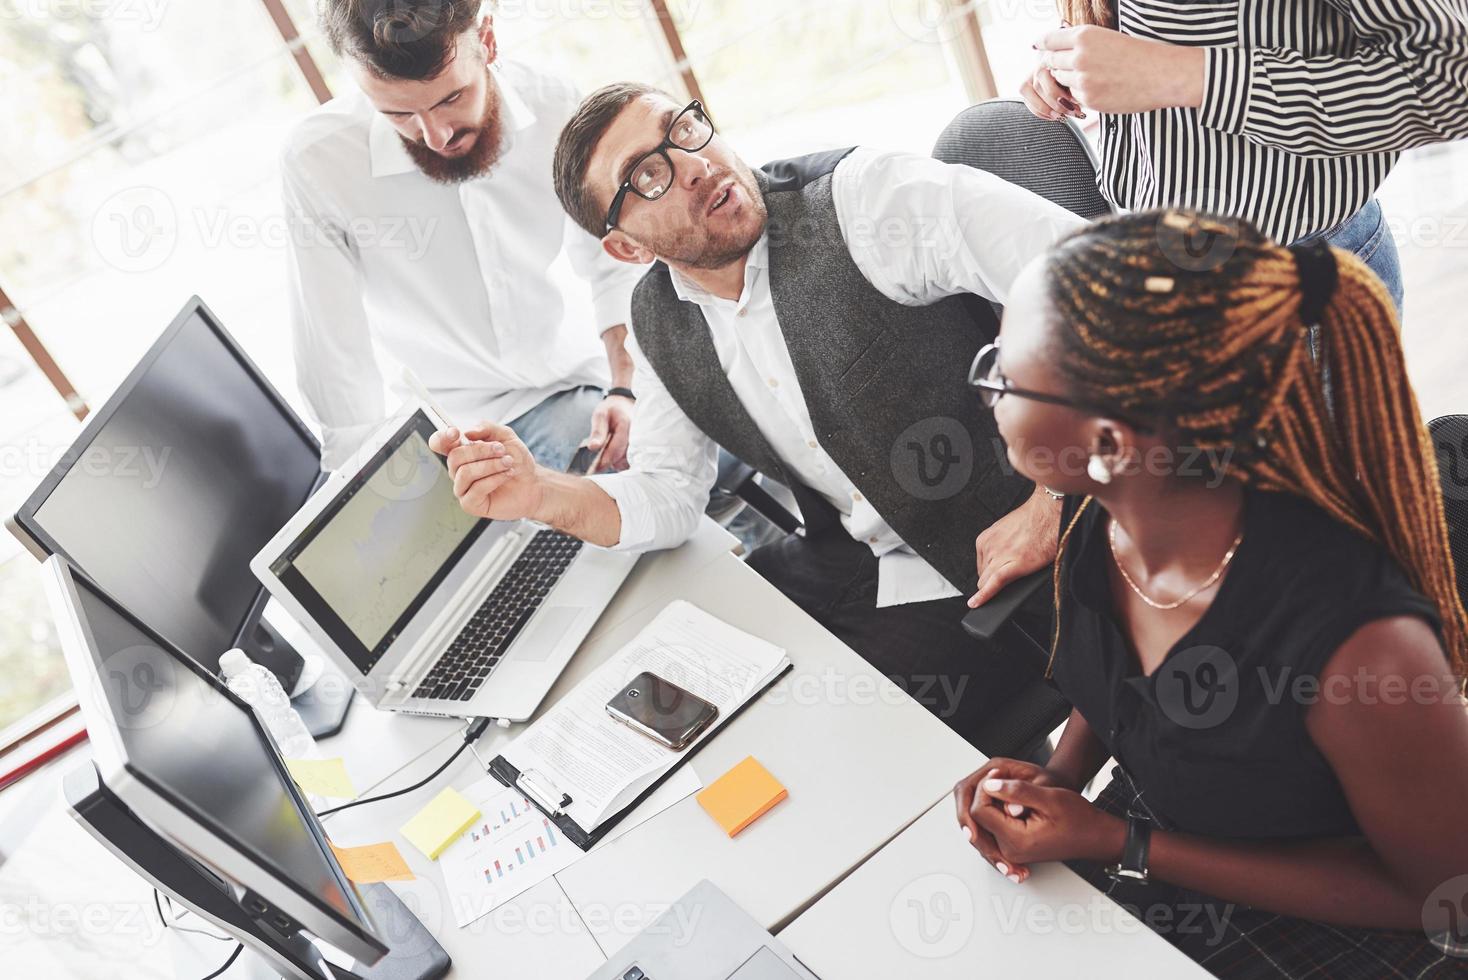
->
[728, 946, 803, 979]
[510, 606, 581, 662]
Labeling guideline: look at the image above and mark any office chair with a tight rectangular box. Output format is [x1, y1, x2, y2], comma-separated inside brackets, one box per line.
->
[933, 98, 1112, 221]
[1430, 415, 1468, 611]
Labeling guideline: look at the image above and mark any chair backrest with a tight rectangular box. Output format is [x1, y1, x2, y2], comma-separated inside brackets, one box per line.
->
[932, 98, 1112, 221]
[1430, 414, 1468, 612]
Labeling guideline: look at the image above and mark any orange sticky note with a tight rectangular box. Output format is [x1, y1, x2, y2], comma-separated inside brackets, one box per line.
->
[329, 841, 415, 883]
[696, 756, 787, 837]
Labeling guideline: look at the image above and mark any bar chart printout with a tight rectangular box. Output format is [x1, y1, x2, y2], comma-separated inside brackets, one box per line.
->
[439, 781, 581, 927]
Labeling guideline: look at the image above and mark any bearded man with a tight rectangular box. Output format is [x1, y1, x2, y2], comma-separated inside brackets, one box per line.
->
[280, 1, 644, 472]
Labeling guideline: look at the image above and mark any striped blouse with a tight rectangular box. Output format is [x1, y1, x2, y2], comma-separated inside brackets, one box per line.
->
[1097, 0, 1468, 244]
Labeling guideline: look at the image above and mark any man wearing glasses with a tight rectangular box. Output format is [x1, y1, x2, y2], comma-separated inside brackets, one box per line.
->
[429, 84, 1085, 748]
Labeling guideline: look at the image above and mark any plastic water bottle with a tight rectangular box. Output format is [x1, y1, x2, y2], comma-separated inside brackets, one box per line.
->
[220, 649, 318, 761]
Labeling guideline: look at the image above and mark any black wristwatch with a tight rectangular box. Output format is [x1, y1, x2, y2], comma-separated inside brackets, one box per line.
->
[1106, 815, 1152, 884]
[605, 386, 636, 402]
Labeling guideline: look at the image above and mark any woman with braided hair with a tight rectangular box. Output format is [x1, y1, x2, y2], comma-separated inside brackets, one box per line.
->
[952, 208, 1468, 978]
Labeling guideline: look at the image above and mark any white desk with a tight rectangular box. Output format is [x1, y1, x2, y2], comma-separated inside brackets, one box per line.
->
[319, 517, 984, 974]
[292, 516, 751, 798]
[779, 799, 1212, 979]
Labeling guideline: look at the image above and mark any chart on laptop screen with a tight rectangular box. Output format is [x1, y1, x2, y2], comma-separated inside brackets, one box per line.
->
[294, 430, 480, 651]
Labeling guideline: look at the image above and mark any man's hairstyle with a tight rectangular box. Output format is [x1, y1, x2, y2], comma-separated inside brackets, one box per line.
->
[553, 81, 668, 239]
[321, 0, 481, 81]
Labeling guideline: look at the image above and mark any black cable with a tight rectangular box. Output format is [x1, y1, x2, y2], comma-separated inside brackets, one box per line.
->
[199, 942, 243, 980]
[316, 717, 492, 818]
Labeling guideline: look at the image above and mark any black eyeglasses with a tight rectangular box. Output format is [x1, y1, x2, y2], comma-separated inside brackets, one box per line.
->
[604, 100, 714, 233]
[968, 341, 1156, 434]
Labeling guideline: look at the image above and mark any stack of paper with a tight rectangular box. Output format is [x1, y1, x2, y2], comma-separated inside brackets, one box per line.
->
[499, 600, 790, 835]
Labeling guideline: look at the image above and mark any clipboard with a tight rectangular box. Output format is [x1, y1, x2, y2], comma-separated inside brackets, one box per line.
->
[483, 661, 793, 851]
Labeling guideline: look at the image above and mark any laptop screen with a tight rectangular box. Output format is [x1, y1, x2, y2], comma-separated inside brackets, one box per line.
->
[269, 411, 486, 673]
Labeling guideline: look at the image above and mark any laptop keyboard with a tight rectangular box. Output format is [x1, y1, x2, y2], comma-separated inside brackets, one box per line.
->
[412, 530, 585, 702]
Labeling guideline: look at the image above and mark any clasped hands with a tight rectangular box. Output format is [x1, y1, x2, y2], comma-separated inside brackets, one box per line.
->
[953, 758, 1125, 882]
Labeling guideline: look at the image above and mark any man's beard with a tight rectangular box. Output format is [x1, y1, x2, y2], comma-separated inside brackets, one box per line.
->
[400, 83, 506, 184]
[646, 163, 767, 270]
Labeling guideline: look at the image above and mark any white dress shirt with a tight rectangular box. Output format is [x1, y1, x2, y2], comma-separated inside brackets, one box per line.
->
[589, 148, 1086, 607]
[280, 60, 644, 468]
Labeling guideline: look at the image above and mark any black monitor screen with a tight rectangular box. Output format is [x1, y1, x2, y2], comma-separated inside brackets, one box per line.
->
[25, 302, 322, 669]
[70, 571, 366, 926]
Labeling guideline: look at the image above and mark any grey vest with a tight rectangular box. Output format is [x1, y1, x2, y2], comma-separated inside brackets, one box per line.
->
[629, 150, 1033, 592]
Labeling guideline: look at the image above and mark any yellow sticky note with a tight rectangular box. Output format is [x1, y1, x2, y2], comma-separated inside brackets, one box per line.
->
[696, 756, 788, 837]
[285, 757, 358, 799]
[400, 787, 482, 860]
[329, 841, 415, 883]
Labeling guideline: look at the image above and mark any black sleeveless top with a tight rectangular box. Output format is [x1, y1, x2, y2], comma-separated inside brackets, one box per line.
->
[1051, 487, 1442, 840]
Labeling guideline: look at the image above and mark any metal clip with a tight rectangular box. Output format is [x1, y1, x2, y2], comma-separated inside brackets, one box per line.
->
[515, 768, 572, 817]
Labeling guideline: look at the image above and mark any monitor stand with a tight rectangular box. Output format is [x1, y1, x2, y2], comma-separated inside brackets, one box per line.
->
[242, 617, 355, 739]
[64, 764, 447, 980]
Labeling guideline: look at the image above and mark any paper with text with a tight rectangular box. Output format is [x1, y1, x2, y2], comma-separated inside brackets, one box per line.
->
[499, 600, 787, 832]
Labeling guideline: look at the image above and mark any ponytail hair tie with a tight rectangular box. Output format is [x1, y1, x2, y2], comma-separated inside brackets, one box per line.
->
[1288, 240, 1339, 327]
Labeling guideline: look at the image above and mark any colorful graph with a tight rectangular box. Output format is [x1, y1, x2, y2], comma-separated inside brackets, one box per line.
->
[469, 795, 535, 841]
[481, 818, 561, 882]
[443, 782, 584, 927]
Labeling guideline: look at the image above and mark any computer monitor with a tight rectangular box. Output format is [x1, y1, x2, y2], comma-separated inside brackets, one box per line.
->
[8, 296, 324, 695]
[46, 556, 449, 980]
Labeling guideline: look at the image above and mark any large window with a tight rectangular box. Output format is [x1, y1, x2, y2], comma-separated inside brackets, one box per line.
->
[0, 0, 325, 737]
[3, 0, 1465, 753]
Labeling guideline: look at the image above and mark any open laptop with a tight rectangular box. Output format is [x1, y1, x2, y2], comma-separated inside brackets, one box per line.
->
[587, 880, 819, 980]
[251, 407, 638, 722]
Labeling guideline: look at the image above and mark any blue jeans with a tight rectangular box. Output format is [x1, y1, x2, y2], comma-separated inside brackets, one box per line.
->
[1308, 197, 1403, 314]
[508, 385, 603, 474]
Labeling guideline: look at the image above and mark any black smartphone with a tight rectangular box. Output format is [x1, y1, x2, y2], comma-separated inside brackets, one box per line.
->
[566, 444, 603, 476]
[606, 671, 719, 751]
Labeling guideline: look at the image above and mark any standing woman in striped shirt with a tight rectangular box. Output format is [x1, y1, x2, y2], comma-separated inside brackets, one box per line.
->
[1022, 0, 1468, 312]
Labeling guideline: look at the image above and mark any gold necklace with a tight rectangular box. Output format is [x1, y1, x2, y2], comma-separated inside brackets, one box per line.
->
[1108, 519, 1244, 611]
